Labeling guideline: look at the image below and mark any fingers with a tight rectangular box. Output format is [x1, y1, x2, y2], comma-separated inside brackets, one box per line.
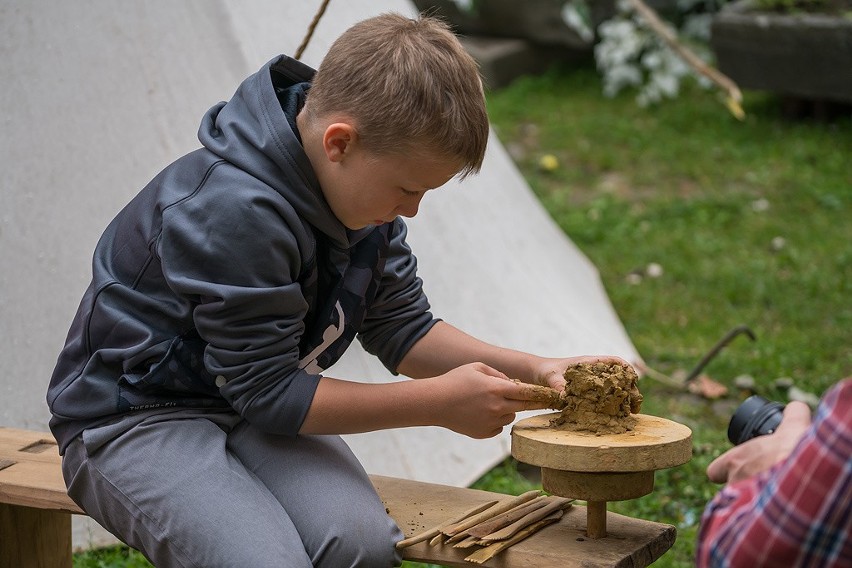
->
[707, 443, 756, 484]
[542, 370, 567, 391]
[498, 380, 563, 413]
[472, 362, 513, 382]
[481, 427, 504, 439]
[474, 413, 517, 440]
[572, 354, 631, 367]
[705, 403, 813, 485]
[778, 401, 812, 432]
[500, 412, 517, 427]
[706, 452, 733, 484]
[500, 390, 545, 409]
[536, 354, 634, 390]
[513, 399, 554, 412]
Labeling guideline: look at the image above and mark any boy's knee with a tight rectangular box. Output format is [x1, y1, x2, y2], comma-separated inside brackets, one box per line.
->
[315, 514, 402, 568]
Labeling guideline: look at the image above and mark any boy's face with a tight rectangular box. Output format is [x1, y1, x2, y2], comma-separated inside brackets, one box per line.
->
[323, 143, 461, 231]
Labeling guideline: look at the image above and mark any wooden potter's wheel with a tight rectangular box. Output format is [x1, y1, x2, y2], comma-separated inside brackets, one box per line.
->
[512, 413, 692, 539]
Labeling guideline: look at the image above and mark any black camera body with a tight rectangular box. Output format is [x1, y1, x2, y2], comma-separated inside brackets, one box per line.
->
[727, 395, 785, 445]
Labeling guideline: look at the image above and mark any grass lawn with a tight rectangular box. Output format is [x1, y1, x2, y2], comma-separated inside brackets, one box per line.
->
[74, 64, 850, 568]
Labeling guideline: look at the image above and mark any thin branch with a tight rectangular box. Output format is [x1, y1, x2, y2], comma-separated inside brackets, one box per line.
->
[625, 0, 745, 119]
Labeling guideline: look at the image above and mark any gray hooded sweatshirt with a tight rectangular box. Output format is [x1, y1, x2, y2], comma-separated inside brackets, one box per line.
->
[47, 55, 437, 454]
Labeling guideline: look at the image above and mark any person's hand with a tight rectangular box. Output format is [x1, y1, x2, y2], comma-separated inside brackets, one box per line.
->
[428, 362, 556, 439]
[707, 401, 812, 485]
[533, 355, 634, 390]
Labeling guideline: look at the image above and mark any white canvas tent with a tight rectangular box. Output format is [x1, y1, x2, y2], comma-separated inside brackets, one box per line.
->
[0, 0, 641, 549]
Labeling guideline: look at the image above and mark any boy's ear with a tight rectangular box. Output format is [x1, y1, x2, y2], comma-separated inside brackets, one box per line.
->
[322, 122, 358, 163]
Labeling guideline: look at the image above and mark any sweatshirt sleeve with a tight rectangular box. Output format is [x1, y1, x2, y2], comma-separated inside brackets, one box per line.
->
[357, 219, 439, 373]
[158, 176, 320, 436]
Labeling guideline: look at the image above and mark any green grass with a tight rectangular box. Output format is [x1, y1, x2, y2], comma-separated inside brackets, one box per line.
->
[73, 546, 152, 568]
[75, 65, 851, 568]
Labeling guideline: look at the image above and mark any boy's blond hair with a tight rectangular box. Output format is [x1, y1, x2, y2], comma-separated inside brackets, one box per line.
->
[305, 13, 489, 179]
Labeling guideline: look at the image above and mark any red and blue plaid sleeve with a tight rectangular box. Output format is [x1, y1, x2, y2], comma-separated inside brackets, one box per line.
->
[696, 378, 852, 568]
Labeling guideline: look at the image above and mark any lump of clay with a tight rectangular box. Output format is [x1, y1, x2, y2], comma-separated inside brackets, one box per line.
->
[551, 362, 643, 434]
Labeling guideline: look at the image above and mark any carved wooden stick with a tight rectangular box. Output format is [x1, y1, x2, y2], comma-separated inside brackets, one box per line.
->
[625, 0, 745, 119]
[395, 500, 498, 550]
[446, 496, 550, 545]
[464, 495, 551, 539]
[451, 535, 483, 549]
[440, 490, 542, 537]
[513, 382, 568, 409]
[479, 497, 573, 542]
[464, 511, 564, 564]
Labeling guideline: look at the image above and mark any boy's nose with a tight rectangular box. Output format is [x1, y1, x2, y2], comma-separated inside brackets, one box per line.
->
[398, 195, 423, 218]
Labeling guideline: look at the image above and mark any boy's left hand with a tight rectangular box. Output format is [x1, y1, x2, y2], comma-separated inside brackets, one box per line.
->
[534, 355, 634, 390]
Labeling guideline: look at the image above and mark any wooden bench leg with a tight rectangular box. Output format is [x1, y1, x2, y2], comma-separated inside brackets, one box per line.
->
[0, 503, 72, 568]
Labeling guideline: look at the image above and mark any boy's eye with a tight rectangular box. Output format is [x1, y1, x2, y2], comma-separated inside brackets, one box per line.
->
[401, 188, 419, 197]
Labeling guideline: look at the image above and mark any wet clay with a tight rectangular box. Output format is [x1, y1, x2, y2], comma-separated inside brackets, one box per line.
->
[517, 362, 643, 434]
[553, 362, 643, 434]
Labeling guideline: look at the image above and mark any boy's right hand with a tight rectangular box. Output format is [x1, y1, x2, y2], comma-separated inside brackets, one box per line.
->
[428, 362, 554, 439]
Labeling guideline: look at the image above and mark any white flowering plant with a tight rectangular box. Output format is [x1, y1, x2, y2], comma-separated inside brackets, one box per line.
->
[564, 0, 722, 106]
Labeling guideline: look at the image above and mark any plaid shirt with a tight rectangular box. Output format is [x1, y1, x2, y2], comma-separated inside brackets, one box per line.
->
[697, 378, 852, 568]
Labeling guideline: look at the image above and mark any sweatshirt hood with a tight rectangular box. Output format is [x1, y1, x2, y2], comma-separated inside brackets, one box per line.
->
[198, 55, 360, 248]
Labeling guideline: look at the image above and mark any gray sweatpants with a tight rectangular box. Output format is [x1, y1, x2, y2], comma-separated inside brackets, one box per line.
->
[61, 410, 403, 567]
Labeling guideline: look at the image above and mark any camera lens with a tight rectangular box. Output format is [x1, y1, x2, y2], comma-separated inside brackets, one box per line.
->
[727, 395, 785, 445]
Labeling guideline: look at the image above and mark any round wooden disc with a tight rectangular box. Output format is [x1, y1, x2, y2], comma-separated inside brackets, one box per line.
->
[541, 468, 656, 501]
[511, 413, 692, 473]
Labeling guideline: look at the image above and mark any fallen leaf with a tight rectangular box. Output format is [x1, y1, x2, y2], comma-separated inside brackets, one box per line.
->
[687, 374, 729, 399]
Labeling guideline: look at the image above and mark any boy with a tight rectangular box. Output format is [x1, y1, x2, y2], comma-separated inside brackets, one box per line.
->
[48, 13, 628, 567]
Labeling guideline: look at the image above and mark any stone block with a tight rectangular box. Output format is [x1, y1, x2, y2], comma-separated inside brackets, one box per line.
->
[460, 35, 588, 89]
[711, 0, 852, 103]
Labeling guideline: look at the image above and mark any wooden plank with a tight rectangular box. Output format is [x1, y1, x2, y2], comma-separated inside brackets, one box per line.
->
[370, 475, 675, 568]
[0, 503, 72, 568]
[0, 461, 81, 512]
[0, 427, 56, 448]
[0, 428, 63, 465]
[0, 428, 81, 513]
[0, 446, 64, 465]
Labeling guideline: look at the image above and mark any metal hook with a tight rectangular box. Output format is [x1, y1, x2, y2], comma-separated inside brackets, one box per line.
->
[684, 325, 757, 383]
